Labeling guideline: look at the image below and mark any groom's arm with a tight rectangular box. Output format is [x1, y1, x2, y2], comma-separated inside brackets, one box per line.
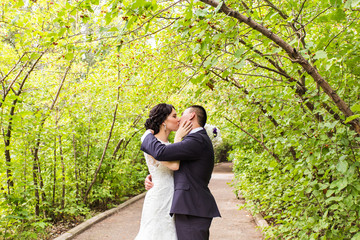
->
[141, 133, 203, 161]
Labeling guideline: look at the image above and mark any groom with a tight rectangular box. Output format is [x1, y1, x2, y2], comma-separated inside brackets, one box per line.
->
[141, 105, 221, 240]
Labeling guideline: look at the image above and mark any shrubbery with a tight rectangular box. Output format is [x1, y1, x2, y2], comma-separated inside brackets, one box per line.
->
[230, 121, 360, 239]
[214, 140, 233, 163]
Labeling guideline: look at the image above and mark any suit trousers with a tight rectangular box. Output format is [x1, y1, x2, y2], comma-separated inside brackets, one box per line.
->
[175, 214, 212, 240]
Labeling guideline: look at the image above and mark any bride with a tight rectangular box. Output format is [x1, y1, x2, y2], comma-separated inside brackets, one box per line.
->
[135, 103, 192, 240]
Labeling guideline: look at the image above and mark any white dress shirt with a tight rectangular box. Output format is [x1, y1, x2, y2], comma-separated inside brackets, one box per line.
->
[188, 127, 203, 135]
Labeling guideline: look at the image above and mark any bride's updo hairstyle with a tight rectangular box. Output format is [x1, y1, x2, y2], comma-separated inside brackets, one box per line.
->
[145, 103, 175, 135]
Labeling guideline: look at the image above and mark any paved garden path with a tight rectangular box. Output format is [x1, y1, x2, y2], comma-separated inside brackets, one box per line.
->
[72, 162, 264, 240]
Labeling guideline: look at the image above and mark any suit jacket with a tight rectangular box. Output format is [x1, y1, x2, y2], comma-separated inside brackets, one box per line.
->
[141, 129, 221, 218]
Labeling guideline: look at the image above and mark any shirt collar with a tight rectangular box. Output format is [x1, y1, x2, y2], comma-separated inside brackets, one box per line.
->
[189, 127, 203, 135]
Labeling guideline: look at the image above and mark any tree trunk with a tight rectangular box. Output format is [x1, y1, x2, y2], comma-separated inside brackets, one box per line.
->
[2, 54, 44, 194]
[23, 135, 28, 192]
[73, 134, 79, 200]
[52, 136, 57, 207]
[32, 148, 40, 216]
[58, 136, 66, 210]
[32, 139, 47, 217]
[4, 99, 17, 195]
[112, 139, 124, 160]
[85, 119, 91, 197]
[31, 60, 73, 210]
[83, 87, 120, 202]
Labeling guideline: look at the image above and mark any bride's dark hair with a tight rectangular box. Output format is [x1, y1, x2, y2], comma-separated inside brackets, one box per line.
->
[145, 103, 175, 135]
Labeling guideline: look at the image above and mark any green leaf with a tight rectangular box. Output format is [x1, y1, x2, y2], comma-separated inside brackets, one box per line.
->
[234, 61, 246, 70]
[132, 0, 146, 8]
[16, 0, 24, 7]
[192, 44, 200, 54]
[326, 196, 343, 203]
[29, 53, 40, 60]
[345, 114, 360, 123]
[351, 182, 360, 192]
[324, 121, 337, 129]
[271, 47, 282, 54]
[222, 70, 230, 78]
[58, 28, 67, 37]
[213, 33, 223, 41]
[329, 0, 342, 7]
[350, 103, 360, 112]
[234, 48, 245, 59]
[203, 58, 213, 68]
[330, 178, 348, 191]
[108, 27, 119, 32]
[58, 10, 66, 17]
[11, 15, 20, 24]
[105, 13, 114, 25]
[85, 4, 94, 13]
[336, 159, 348, 174]
[214, 2, 223, 14]
[191, 74, 204, 84]
[351, 232, 360, 240]
[350, 226, 359, 233]
[126, 16, 138, 30]
[345, 0, 352, 8]
[65, 52, 74, 60]
[314, 50, 327, 59]
[345, 0, 360, 8]
[268, 160, 278, 170]
[326, 189, 335, 197]
[353, 0, 360, 7]
[195, 9, 208, 18]
[340, 155, 347, 161]
[185, 4, 193, 20]
[199, 41, 209, 55]
[144, 22, 151, 33]
[81, 15, 90, 23]
[330, 8, 346, 21]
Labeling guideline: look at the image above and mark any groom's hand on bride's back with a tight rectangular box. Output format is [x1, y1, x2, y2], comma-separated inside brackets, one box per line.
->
[145, 174, 154, 190]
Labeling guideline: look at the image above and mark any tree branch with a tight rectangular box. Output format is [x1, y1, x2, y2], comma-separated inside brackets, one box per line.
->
[83, 87, 120, 202]
[224, 116, 281, 163]
[50, 59, 75, 110]
[200, 0, 360, 133]
[0, 52, 28, 84]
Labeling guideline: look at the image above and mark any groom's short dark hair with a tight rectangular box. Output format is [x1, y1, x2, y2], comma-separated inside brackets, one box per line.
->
[188, 105, 207, 127]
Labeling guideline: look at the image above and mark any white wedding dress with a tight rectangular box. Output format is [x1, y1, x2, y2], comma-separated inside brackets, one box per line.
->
[135, 141, 177, 240]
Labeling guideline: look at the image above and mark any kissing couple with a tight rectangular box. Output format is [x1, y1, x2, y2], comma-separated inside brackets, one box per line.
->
[135, 104, 221, 240]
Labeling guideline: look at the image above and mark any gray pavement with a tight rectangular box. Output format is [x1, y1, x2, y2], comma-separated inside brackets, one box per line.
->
[71, 162, 263, 240]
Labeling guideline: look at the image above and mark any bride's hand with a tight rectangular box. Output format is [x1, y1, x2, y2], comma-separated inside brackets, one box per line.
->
[145, 174, 153, 190]
[174, 120, 192, 143]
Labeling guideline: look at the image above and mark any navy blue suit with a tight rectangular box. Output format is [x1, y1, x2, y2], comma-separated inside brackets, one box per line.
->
[141, 129, 220, 240]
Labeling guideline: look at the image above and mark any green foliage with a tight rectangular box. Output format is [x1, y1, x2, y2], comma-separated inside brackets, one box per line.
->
[162, 0, 360, 238]
[0, 0, 177, 237]
[214, 140, 233, 163]
[1, 0, 360, 239]
[230, 123, 360, 239]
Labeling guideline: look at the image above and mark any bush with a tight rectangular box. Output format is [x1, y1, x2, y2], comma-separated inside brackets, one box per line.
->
[230, 126, 360, 239]
[214, 140, 233, 163]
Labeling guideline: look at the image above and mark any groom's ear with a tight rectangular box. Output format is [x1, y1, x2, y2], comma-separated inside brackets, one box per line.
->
[189, 112, 196, 120]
